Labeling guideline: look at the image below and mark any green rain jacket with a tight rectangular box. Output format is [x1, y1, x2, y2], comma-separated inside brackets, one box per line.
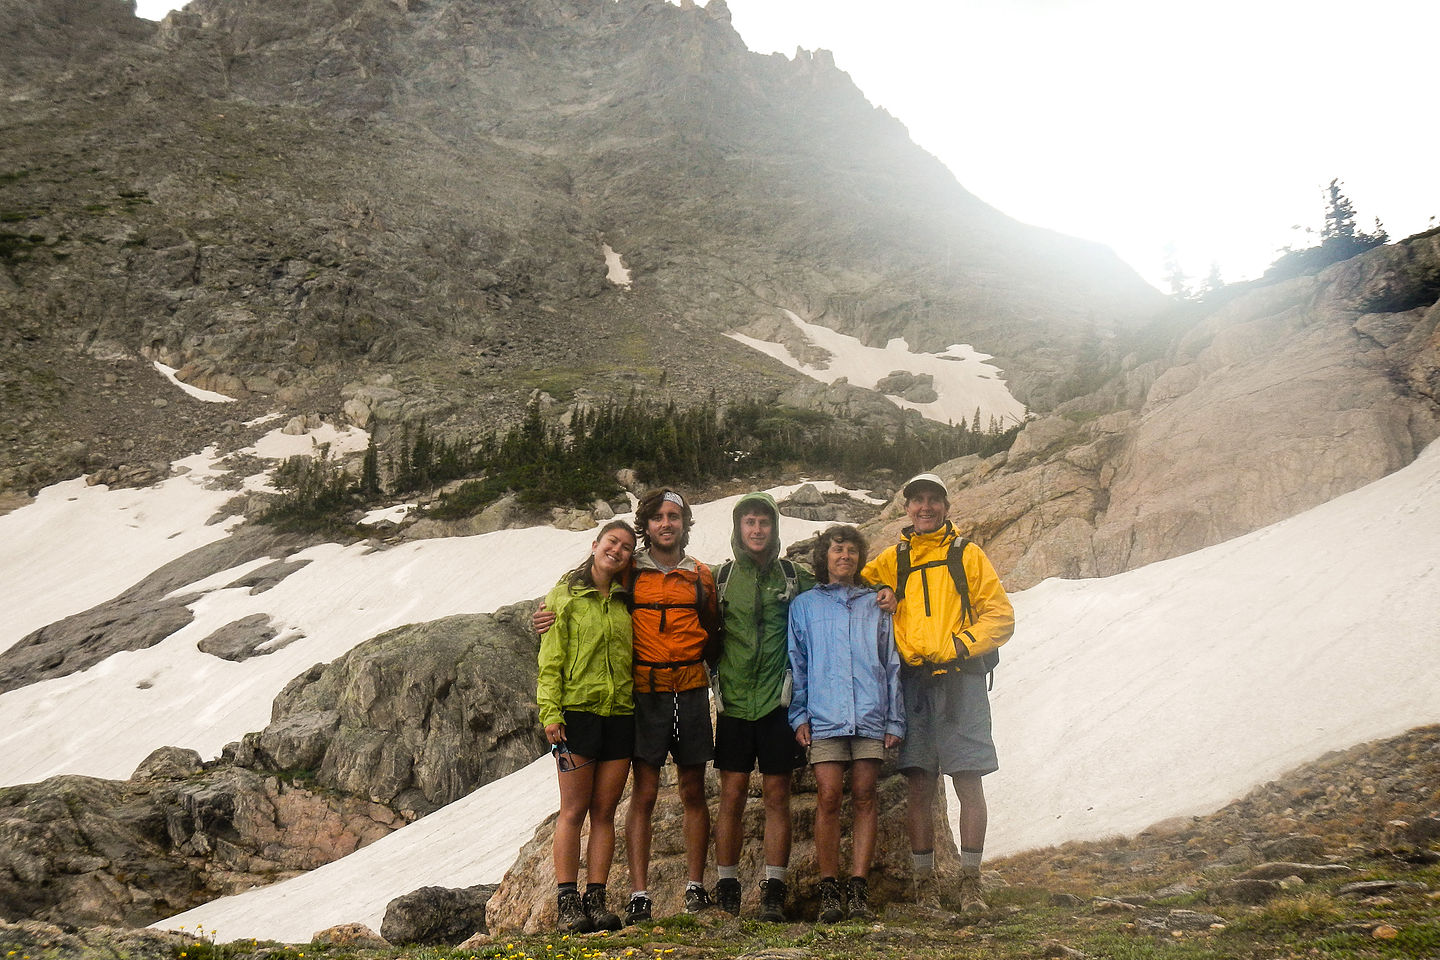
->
[714, 492, 816, 720]
[536, 575, 634, 727]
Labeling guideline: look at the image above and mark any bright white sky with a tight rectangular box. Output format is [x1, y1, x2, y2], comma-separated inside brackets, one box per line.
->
[133, 0, 1439, 290]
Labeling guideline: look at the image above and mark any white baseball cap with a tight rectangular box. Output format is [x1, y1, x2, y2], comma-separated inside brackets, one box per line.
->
[902, 472, 948, 499]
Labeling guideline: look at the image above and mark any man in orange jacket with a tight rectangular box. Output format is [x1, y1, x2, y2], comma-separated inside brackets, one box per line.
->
[622, 487, 719, 923]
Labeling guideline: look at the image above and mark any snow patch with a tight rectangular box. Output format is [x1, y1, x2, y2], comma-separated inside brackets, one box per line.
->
[983, 437, 1440, 855]
[0, 448, 243, 655]
[243, 422, 371, 461]
[152, 361, 237, 403]
[0, 480, 856, 785]
[726, 310, 1026, 428]
[603, 243, 632, 288]
[360, 503, 416, 526]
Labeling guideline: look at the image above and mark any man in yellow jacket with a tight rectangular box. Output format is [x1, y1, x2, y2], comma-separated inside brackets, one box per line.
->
[863, 472, 1014, 913]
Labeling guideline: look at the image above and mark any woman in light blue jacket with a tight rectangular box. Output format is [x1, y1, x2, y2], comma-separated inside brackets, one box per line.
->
[788, 525, 904, 922]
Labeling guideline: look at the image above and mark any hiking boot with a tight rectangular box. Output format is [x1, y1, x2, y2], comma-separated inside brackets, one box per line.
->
[623, 893, 652, 926]
[557, 889, 596, 933]
[684, 884, 712, 913]
[845, 876, 873, 921]
[583, 886, 621, 931]
[957, 869, 988, 913]
[816, 878, 843, 924]
[714, 877, 742, 916]
[758, 878, 787, 922]
[911, 874, 941, 909]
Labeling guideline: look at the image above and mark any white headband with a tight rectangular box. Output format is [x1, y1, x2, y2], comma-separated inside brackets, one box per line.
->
[662, 491, 686, 508]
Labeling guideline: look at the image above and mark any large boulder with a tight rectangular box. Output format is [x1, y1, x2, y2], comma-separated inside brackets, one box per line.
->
[233, 600, 546, 816]
[380, 884, 497, 947]
[0, 757, 403, 927]
[484, 762, 958, 934]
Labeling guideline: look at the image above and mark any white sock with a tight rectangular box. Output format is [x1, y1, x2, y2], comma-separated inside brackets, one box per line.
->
[717, 865, 739, 881]
[911, 850, 935, 878]
[765, 864, 787, 882]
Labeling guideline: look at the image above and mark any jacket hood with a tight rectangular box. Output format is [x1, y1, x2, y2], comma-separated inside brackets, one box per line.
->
[633, 547, 699, 573]
[732, 491, 780, 568]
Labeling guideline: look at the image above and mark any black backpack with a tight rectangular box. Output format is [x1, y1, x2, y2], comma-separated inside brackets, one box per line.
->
[894, 536, 999, 686]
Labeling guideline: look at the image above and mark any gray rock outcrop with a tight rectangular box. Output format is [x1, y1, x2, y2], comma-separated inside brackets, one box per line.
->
[0, 599, 546, 927]
[484, 762, 958, 933]
[870, 231, 1440, 588]
[380, 884, 497, 947]
[230, 601, 546, 816]
[0, 752, 404, 927]
[1, 0, 1160, 504]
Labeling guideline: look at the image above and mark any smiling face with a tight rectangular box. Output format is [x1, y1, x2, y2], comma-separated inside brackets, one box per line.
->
[591, 526, 636, 579]
[825, 537, 862, 585]
[737, 510, 774, 559]
[905, 486, 949, 535]
[645, 500, 686, 555]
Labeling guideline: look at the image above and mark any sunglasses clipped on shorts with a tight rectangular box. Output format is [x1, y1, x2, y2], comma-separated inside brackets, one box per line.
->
[551, 741, 595, 773]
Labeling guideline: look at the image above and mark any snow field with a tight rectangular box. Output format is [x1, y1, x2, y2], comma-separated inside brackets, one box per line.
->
[5, 409, 1440, 941]
[726, 310, 1027, 427]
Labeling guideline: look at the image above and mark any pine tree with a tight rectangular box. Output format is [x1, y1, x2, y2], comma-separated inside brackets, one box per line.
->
[359, 435, 381, 496]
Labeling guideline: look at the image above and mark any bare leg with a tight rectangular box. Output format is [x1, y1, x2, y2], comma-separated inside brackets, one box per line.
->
[584, 758, 631, 885]
[950, 772, 988, 852]
[761, 772, 793, 869]
[626, 762, 661, 892]
[812, 761, 845, 878]
[715, 770, 749, 868]
[553, 755, 597, 885]
[849, 759, 882, 878]
[905, 769, 937, 853]
[676, 763, 711, 883]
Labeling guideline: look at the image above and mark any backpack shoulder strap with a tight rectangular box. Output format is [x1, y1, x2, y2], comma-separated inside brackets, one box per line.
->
[777, 557, 799, 600]
[947, 538, 973, 627]
[714, 559, 734, 604]
[893, 540, 913, 601]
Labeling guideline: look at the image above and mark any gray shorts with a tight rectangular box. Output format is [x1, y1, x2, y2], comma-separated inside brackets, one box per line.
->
[633, 687, 714, 768]
[897, 670, 997, 776]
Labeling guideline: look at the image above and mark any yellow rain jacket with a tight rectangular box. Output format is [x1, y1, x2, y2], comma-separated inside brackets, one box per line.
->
[862, 521, 1014, 667]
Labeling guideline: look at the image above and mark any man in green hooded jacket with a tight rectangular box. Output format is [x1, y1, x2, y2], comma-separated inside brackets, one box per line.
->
[710, 491, 816, 921]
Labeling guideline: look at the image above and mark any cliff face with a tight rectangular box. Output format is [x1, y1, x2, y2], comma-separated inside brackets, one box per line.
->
[0, 0, 1159, 497]
[871, 230, 1440, 587]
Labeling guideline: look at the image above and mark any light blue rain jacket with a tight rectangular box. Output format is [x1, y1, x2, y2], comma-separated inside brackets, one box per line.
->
[787, 581, 905, 742]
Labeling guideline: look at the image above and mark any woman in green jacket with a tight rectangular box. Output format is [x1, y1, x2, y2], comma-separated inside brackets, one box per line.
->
[537, 519, 637, 933]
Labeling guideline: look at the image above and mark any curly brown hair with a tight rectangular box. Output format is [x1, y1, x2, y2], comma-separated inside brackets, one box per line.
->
[634, 487, 693, 552]
[812, 524, 868, 584]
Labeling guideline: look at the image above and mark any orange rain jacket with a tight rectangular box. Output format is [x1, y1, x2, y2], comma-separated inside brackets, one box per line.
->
[629, 548, 719, 693]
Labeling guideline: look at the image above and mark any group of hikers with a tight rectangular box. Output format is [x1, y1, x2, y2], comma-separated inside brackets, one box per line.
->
[531, 473, 1015, 931]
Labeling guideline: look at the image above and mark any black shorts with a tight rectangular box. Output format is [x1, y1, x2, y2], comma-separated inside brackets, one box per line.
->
[715, 705, 805, 775]
[633, 688, 714, 767]
[561, 710, 635, 763]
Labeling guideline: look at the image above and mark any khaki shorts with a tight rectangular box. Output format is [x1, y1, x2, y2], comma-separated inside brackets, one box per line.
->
[810, 735, 886, 764]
